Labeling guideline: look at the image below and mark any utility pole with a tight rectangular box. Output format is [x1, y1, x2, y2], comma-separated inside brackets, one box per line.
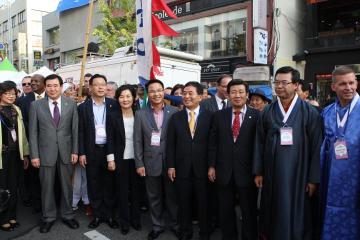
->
[78, 0, 94, 97]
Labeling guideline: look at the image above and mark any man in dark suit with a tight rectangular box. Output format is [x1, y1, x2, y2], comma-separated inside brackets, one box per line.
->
[16, 74, 46, 213]
[201, 74, 232, 112]
[78, 74, 118, 230]
[167, 81, 212, 240]
[29, 74, 79, 233]
[200, 74, 232, 229]
[208, 79, 259, 240]
[134, 79, 179, 240]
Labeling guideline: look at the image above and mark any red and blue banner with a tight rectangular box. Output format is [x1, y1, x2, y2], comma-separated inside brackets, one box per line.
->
[136, 0, 179, 86]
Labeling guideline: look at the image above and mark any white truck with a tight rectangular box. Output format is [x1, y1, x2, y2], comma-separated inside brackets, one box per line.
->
[56, 47, 203, 87]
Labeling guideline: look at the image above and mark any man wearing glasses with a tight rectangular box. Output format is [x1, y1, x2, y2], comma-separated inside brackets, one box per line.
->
[134, 79, 179, 240]
[253, 66, 323, 240]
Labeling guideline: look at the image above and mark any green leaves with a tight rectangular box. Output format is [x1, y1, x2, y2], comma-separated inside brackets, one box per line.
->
[93, 0, 136, 55]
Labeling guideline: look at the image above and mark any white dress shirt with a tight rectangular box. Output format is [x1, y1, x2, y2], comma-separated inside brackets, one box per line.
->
[186, 105, 200, 123]
[215, 94, 228, 110]
[35, 91, 46, 100]
[48, 96, 62, 118]
[231, 105, 247, 127]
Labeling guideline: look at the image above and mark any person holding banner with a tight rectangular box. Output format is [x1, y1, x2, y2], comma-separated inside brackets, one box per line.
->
[253, 66, 323, 240]
[134, 80, 179, 240]
[320, 66, 360, 240]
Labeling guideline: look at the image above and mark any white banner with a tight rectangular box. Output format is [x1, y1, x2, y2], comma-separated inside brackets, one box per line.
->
[136, 0, 153, 81]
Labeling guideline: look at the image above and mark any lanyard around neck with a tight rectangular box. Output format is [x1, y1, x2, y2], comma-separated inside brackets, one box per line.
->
[277, 94, 298, 124]
[336, 93, 359, 129]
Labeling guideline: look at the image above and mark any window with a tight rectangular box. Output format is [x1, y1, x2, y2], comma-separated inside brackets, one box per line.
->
[48, 27, 59, 46]
[18, 10, 26, 24]
[12, 15, 16, 28]
[3, 21, 8, 32]
[13, 39, 18, 52]
[155, 9, 248, 60]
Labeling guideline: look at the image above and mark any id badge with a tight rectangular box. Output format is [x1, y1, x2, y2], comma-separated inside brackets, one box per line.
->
[151, 131, 161, 146]
[280, 127, 293, 145]
[95, 124, 106, 138]
[334, 140, 349, 160]
[10, 129, 17, 142]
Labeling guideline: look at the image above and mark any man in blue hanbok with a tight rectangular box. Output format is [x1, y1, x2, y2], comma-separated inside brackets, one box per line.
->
[320, 66, 360, 240]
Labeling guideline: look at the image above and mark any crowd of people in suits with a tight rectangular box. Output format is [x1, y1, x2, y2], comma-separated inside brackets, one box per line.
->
[0, 64, 359, 240]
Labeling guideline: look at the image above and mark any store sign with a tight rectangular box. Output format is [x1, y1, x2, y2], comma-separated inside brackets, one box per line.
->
[34, 51, 42, 60]
[254, 29, 268, 64]
[253, 0, 267, 29]
[154, 2, 191, 20]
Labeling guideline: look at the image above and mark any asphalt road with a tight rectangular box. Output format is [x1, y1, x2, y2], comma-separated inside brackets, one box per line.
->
[10, 207, 223, 240]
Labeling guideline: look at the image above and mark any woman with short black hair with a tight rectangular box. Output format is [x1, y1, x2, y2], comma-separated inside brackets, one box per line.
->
[0, 81, 29, 231]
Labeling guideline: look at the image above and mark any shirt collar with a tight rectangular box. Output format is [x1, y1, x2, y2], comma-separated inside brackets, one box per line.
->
[92, 97, 106, 106]
[48, 96, 61, 104]
[215, 94, 226, 105]
[233, 105, 247, 115]
[186, 105, 200, 116]
[34, 91, 45, 98]
[150, 103, 165, 112]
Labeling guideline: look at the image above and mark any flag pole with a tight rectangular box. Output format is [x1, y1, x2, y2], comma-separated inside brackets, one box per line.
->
[78, 0, 94, 97]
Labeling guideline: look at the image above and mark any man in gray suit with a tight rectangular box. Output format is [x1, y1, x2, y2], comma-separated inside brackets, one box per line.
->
[29, 74, 79, 233]
[134, 79, 179, 240]
[201, 74, 232, 112]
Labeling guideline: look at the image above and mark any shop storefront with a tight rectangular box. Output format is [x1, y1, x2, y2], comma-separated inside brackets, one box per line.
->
[155, 0, 254, 83]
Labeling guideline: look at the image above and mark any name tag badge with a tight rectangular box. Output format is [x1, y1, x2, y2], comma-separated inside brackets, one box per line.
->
[95, 125, 106, 138]
[280, 127, 293, 145]
[10, 129, 17, 142]
[334, 140, 349, 160]
[151, 131, 161, 147]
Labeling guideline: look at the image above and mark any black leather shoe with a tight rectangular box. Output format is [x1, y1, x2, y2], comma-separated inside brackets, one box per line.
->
[131, 222, 142, 231]
[148, 230, 164, 240]
[62, 219, 79, 229]
[88, 217, 101, 229]
[39, 221, 54, 233]
[0, 224, 14, 232]
[107, 218, 119, 229]
[9, 220, 20, 228]
[121, 225, 130, 235]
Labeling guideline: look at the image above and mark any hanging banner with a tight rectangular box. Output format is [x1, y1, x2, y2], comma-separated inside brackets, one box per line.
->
[136, 0, 154, 83]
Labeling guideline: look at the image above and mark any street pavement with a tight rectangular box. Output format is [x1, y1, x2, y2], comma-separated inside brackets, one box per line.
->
[9, 206, 223, 240]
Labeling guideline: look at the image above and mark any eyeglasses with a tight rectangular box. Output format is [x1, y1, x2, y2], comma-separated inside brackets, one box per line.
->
[273, 81, 293, 86]
[22, 83, 31, 86]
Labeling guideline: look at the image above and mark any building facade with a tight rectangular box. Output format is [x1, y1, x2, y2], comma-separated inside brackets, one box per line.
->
[0, 0, 59, 73]
[42, 1, 102, 70]
[302, 0, 360, 105]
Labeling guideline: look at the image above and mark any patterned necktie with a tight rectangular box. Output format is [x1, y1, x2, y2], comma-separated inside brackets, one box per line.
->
[189, 111, 195, 137]
[232, 111, 241, 141]
[37, 95, 42, 100]
[53, 101, 60, 127]
[221, 100, 226, 110]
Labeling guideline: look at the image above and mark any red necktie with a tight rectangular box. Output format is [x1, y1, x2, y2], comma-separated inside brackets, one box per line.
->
[232, 111, 241, 141]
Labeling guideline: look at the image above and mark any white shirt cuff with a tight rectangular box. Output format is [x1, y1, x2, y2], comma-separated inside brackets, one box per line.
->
[107, 154, 115, 162]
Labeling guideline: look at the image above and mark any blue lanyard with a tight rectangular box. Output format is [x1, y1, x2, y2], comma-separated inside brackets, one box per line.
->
[0, 114, 15, 131]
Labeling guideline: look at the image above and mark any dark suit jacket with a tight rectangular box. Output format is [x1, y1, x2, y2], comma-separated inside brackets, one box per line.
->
[200, 95, 231, 113]
[209, 106, 259, 187]
[78, 98, 117, 164]
[16, 92, 36, 137]
[166, 108, 213, 179]
[106, 108, 128, 163]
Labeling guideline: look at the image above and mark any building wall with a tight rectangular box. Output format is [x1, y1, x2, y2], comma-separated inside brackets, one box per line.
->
[42, 11, 60, 69]
[273, 0, 306, 77]
[59, 1, 102, 64]
[0, 0, 59, 73]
